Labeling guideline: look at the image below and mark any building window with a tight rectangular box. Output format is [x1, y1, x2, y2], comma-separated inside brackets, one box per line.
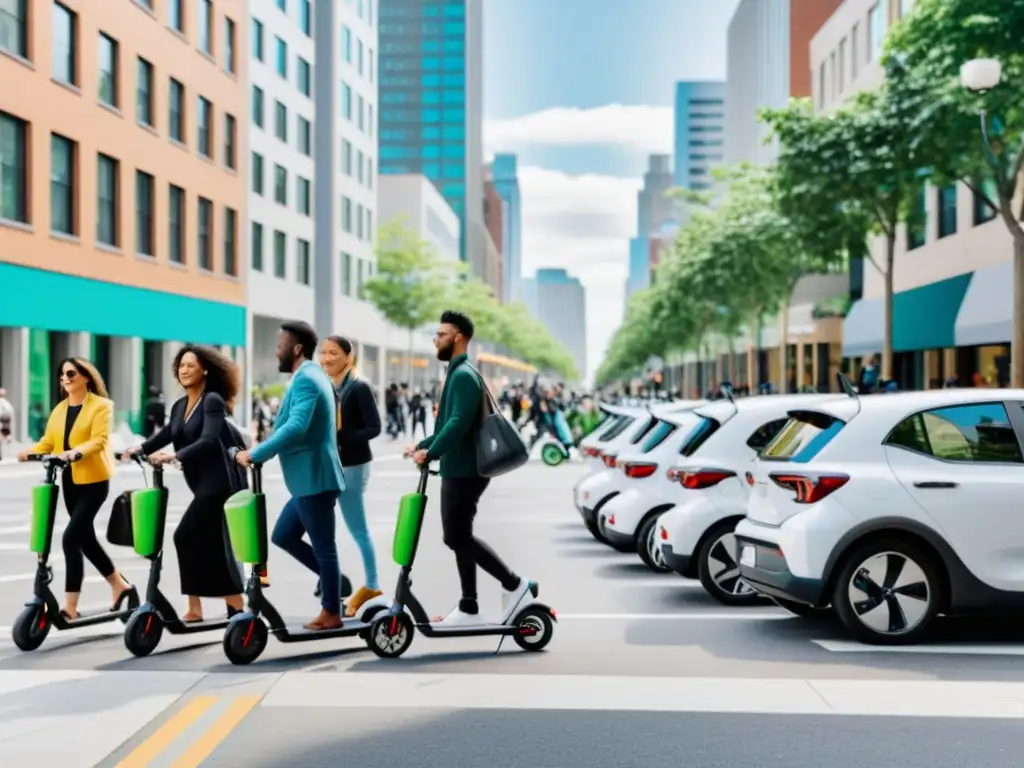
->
[341, 195, 352, 232]
[298, 57, 311, 96]
[298, 116, 311, 156]
[357, 95, 364, 130]
[852, 22, 860, 80]
[342, 139, 352, 174]
[368, 48, 374, 83]
[276, 0, 286, 11]
[366, 208, 372, 236]
[252, 152, 264, 194]
[168, 184, 184, 263]
[340, 251, 351, 295]
[906, 184, 926, 250]
[342, 83, 352, 119]
[197, 197, 213, 270]
[167, 0, 183, 32]
[818, 62, 826, 107]
[251, 221, 263, 270]
[297, 239, 310, 285]
[197, 96, 212, 157]
[343, 25, 351, 62]
[275, 100, 287, 141]
[868, 1, 887, 61]
[356, 150, 364, 182]
[169, 78, 184, 142]
[368, 104, 373, 137]
[224, 114, 236, 169]
[356, 202, 363, 239]
[135, 170, 154, 255]
[252, 85, 264, 127]
[274, 164, 287, 205]
[275, 36, 287, 77]
[838, 38, 847, 93]
[136, 58, 154, 127]
[297, 176, 310, 215]
[225, 18, 236, 73]
[98, 33, 118, 107]
[252, 18, 263, 60]
[52, 2, 76, 85]
[300, 0, 311, 36]
[974, 177, 998, 225]
[273, 230, 286, 277]
[224, 206, 237, 275]
[96, 153, 118, 246]
[0, 0, 28, 59]
[358, 39, 363, 75]
[937, 184, 957, 238]
[0, 112, 28, 223]
[368, 159, 373, 189]
[199, 0, 212, 54]
[50, 133, 75, 235]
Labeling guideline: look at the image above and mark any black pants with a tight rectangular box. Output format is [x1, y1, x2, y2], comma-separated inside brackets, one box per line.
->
[175, 491, 243, 597]
[61, 475, 115, 592]
[440, 476, 519, 610]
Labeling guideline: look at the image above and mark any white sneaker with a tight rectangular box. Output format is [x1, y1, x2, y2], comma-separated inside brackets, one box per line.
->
[434, 607, 486, 628]
[500, 578, 537, 624]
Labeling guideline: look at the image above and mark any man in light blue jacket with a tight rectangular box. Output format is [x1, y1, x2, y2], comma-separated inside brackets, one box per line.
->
[235, 321, 346, 630]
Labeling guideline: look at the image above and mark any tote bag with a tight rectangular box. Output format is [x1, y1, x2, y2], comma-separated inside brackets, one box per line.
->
[467, 365, 529, 478]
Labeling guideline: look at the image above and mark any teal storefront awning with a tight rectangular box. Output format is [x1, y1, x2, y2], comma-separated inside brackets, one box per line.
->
[0, 263, 246, 346]
[955, 261, 1011, 347]
[842, 272, 973, 358]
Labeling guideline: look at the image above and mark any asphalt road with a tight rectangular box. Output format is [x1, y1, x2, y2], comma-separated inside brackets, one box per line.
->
[1, 443, 1024, 767]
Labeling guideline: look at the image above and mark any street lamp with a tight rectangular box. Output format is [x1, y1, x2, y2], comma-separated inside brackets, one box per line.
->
[960, 58, 1002, 91]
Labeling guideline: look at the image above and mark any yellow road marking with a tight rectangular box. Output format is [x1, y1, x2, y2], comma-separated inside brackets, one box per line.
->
[115, 696, 219, 768]
[170, 695, 263, 767]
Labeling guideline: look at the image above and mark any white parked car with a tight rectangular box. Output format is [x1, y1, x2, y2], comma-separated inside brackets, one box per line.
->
[735, 387, 1024, 645]
[605, 394, 844, 598]
[575, 402, 701, 549]
[577, 404, 645, 477]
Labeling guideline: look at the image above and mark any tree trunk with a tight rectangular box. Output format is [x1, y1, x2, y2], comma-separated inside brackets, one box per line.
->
[881, 233, 896, 383]
[406, 328, 414, 385]
[777, 298, 790, 394]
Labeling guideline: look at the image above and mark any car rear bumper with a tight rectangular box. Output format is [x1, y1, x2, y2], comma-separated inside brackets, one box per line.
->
[660, 543, 691, 575]
[734, 534, 826, 606]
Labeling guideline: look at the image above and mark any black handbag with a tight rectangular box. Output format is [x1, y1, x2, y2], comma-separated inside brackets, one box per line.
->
[107, 456, 149, 547]
[468, 365, 529, 478]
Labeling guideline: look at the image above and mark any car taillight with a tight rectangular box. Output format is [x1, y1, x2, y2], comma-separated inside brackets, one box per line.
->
[770, 473, 849, 504]
[602, 454, 617, 468]
[676, 468, 736, 489]
[622, 462, 657, 479]
[584, 446, 600, 457]
[660, 526, 668, 540]
[745, 471, 754, 486]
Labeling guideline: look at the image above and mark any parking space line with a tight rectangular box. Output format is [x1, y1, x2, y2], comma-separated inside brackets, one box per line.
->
[813, 639, 1024, 656]
[115, 695, 219, 767]
[170, 695, 262, 767]
[560, 612, 790, 620]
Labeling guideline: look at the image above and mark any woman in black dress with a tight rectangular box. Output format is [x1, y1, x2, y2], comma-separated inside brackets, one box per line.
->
[124, 345, 245, 621]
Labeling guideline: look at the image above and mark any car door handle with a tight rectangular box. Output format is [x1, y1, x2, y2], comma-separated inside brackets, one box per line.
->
[913, 481, 958, 489]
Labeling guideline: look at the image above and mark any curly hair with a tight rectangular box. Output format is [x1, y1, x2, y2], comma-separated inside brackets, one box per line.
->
[172, 345, 241, 410]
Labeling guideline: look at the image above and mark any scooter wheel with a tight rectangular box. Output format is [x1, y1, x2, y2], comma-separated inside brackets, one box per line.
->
[12, 604, 50, 652]
[512, 608, 554, 652]
[541, 444, 565, 466]
[124, 611, 164, 657]
[368, 613, 414, 659]
[223, 618, 268, 665]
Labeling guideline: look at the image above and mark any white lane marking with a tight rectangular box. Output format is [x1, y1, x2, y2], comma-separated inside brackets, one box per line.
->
[813, 639, 1024, 656]
[260, 672, 1024, 718]
[558, 612, 790, 620]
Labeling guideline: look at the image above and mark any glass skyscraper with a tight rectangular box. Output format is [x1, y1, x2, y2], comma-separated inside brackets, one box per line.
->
[378, 0, 484, 264]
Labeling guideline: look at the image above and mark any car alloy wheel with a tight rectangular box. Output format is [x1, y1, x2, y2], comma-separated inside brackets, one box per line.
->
[637, 513, 671, 572]
[697, 523, 759, 606]
[833, 539, 942, 645]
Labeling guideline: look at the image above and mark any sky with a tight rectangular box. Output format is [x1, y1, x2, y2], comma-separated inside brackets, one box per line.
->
[482, 0, 740, 383]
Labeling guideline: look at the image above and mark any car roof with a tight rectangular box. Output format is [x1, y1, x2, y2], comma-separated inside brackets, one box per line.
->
[790, 388, 1024, 423]
[693, 394, 849, 421]
[649, 399, 705, 419]
[598, 403, 644, 418]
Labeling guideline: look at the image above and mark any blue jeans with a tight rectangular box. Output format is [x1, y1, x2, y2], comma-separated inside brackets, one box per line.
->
[338, 462, 379, 590]
[272, 491, 341, 614]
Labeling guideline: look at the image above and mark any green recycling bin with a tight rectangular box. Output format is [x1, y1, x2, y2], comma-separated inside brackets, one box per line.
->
[29, 483, 58, 555]
[131, 487, 168, 558]
[224, 489, 268, 565]
[392, 492, 426, 567]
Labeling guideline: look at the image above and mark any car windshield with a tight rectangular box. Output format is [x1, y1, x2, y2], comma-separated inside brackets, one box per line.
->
[761, 414, 845, 463]
[640, 419, 677, 452]
[679, 416, 721, 457]
[598, 415, 633, 441]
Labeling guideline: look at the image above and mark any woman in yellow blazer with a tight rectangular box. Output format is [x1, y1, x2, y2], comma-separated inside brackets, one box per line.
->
[17, 358, 133, 620]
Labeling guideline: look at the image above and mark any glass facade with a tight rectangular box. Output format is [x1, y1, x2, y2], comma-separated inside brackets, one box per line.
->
[379, 0, 468, 256]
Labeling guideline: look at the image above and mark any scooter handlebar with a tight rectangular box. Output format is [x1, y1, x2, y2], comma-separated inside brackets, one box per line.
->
[23, 453, 79, 468]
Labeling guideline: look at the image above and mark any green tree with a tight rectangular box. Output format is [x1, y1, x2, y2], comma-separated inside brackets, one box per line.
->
[888, 0, 1024, 385]
[364, 218, 455, 380]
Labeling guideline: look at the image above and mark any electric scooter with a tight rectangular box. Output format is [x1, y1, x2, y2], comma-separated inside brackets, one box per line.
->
[366, 465, 556, 659]
[118, 452, 243, 656]
[220, 452, 391, 665]
[12, 454, 140, 651]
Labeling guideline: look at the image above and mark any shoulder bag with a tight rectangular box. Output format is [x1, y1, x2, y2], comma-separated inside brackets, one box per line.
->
[466, 364, 529, 478]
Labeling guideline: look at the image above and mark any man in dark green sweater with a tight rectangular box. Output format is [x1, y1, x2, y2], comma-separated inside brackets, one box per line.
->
[405, 310, 536, 627]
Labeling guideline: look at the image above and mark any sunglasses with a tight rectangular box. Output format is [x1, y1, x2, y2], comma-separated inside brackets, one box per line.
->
[60, 369, 79, 381]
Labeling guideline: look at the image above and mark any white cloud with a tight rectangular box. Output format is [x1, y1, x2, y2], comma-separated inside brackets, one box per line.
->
[486, 105, 673, 153]
[517, 166, 640, 384]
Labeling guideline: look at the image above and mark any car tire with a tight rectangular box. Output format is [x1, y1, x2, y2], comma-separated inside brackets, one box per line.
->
[696, 522, 760, 606]
[831, 538, 943, 645]
[636, 513, 671, 573]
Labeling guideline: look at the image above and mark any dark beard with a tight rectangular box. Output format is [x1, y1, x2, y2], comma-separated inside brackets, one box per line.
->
[277, 350, 297, 373]
[436, 344, 454, 362]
